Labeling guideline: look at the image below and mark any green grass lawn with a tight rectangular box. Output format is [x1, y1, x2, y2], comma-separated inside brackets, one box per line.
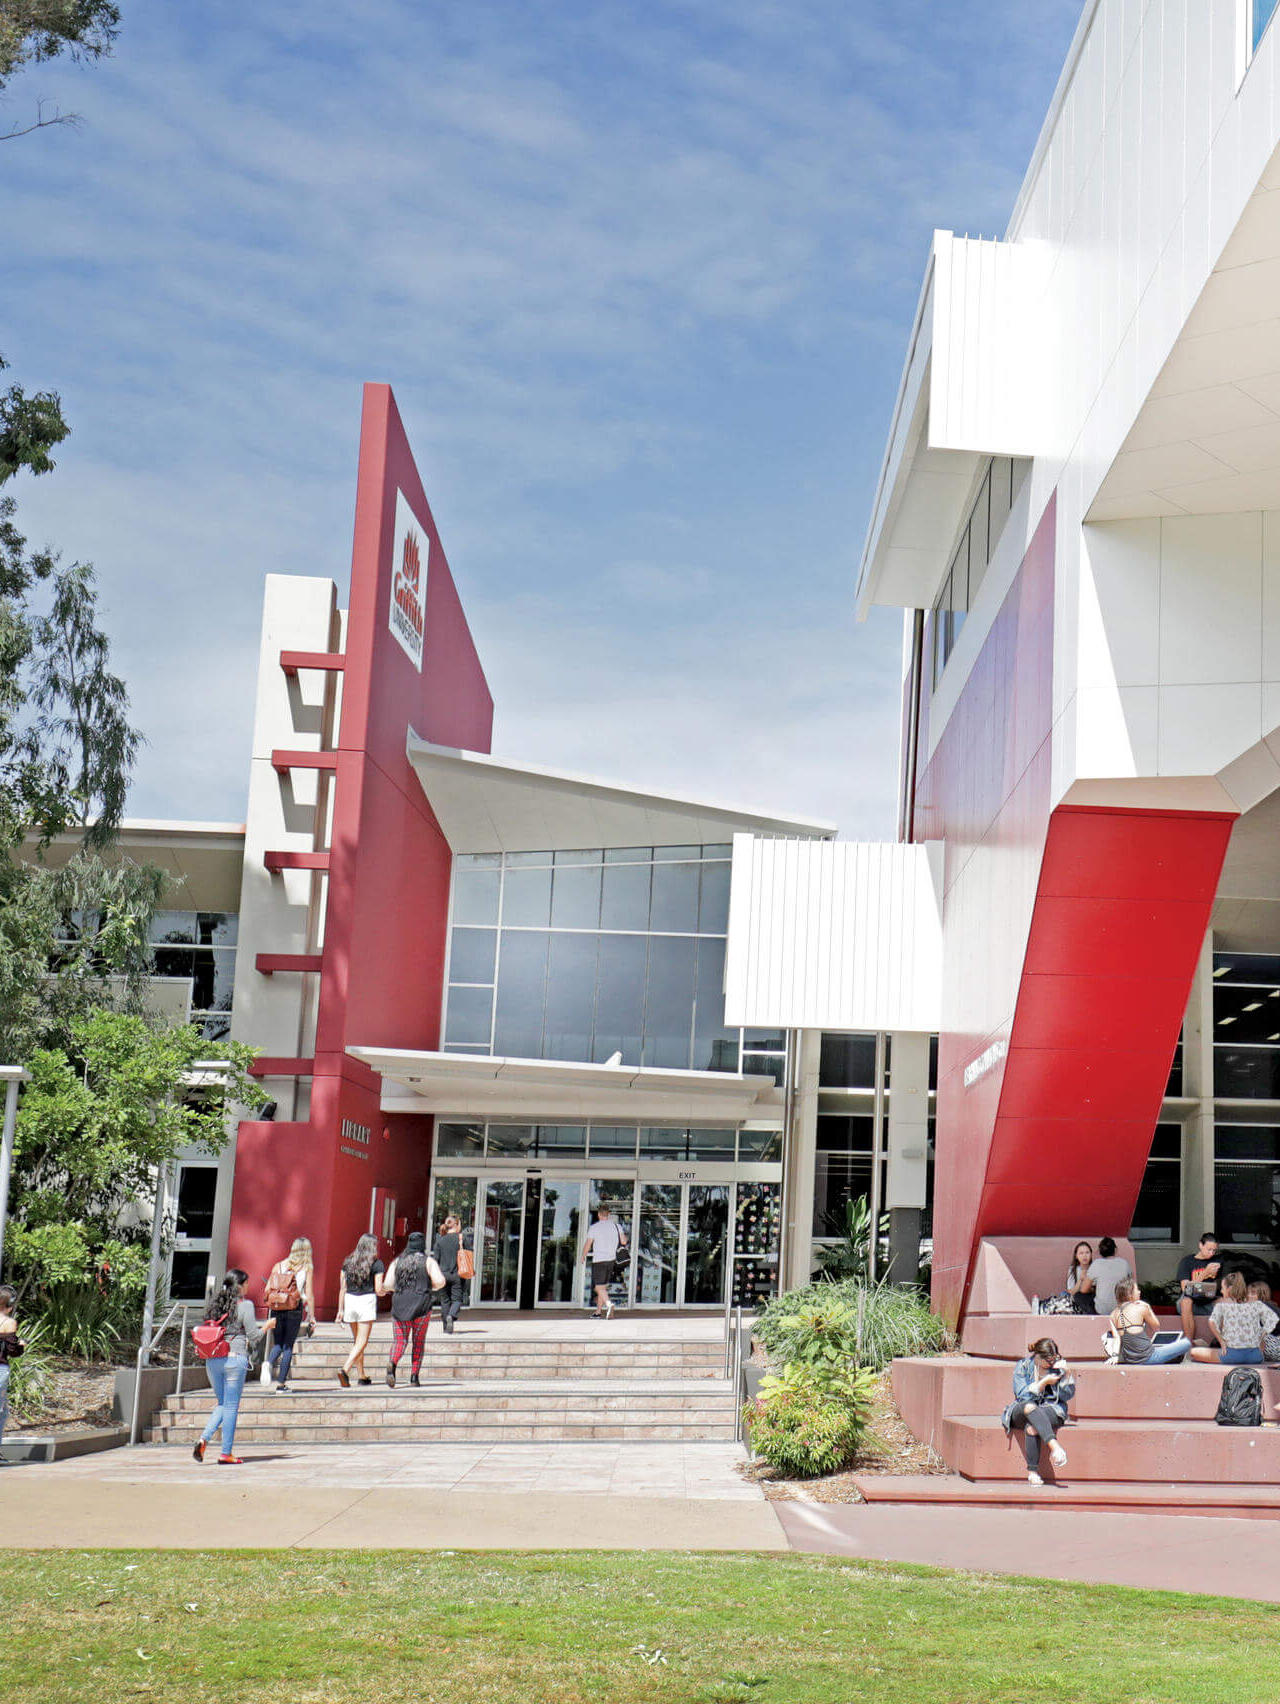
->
[1, 1550, 1276, 1704]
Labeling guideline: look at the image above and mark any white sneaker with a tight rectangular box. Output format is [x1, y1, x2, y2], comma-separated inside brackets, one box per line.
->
[1049, 1443, 1068, 1469]
[1027, 1471, 1044, 1486]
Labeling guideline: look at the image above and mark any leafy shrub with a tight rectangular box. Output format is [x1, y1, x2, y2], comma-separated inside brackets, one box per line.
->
[813, 1196, 890, 1281]
[744, 1361, 877, 1477]
[755, 1278, 950, 1374]
[31, 1278, 141, 1361]
[5, 1317, 55, 1417]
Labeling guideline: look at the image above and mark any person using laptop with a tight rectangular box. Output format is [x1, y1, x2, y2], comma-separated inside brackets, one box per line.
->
[1109, 1278, 1190, 1365]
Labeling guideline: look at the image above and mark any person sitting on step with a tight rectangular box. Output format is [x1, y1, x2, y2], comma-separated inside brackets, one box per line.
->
[1108, 1278, 1190, 1365]
[1189, 1270, 1278, 1365]
[1001, 1337, 1074, 1487]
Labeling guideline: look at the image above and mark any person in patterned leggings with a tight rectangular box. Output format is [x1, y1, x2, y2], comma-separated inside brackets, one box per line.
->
[382, 1231, 434, 1387]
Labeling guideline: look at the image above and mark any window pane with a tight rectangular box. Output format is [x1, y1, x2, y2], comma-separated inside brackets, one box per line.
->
[551, 863, 602, 929]
[154, 947, 194, 981]
[444, 985, 493, 1047]
[738, 1128, 782, 1161]
[1216, 1126, 1280, 1161]
[553, 848, 602, 865]
[653, 846, 701, 861]
[650, 861, 700, 932]
[485, 1125, 535, 1155]
[588, 1125, 638, 1157]
[1212, 953, 1280, 986]
[988, 456, 1012, 554]
[449, 927, 497, 985]
[543, 933, 598, 1061]
[1215, 1048, 1280, 1098]
[492, 931, 549, 1057]
[191, 951, 236, 1012]
[436, 1122, 485, 1158]
[1130, 1162, 1180, 1243]
[968, 469, 990, 590]
[819, 1034, 877, 1087]
[684, 1185, 729, 1304]
[504, 850, 552, 866]
[453, 868, 500, 925]
[743, 1051, 785, 1085]
[1256, 0, 1278, 50]
[687, 1128, 737, 1160]
[698, 861, 732, 933]
[692, 937, 735, 1073]
[601, 861, 651, 930]
[1215, 1161, 1280, 1243]
[813, 1158, 871, 1236]
[457, 852, 501, 868]
[593, 934, 647, 1064]
[817, 1115, 874, 1151]
[502, 865, 552, 927]
[152, 911, 196, 944]
[643, 936, 697, 1067]
[196, 912, 238, 946]
[534, 1124, 587, 1157]
[175, 1167, 217, 1238]
[604, 846, 650, 863]
[1149, 1121, 1182, 1160]
[639, 1127, 688, 1159]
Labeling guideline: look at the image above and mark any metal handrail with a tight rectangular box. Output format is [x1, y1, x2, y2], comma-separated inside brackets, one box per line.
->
[128, 1300, 193, 1447]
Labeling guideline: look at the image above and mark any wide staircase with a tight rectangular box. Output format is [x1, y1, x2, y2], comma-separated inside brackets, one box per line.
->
[860, 1237, 1280, 1517]
[149, 1321, 737, 1447]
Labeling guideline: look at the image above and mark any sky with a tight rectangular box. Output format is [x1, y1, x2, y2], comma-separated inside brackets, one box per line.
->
[2, 0, 1083, 839]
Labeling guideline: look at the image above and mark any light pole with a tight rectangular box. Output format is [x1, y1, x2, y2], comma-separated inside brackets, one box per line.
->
[0, 1066, 31, 1278]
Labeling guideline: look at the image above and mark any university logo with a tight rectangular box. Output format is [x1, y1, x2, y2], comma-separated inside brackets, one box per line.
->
[389, 489, 428, 669]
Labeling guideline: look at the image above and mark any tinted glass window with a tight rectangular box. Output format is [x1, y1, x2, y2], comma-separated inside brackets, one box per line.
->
[543, 934, 598, 1060]
[449, 927, 497, 984]
[650, 862, 699, 932]
[593, 934, 647, 1064]
[819, 1034, 877, 1087]
[551, 863, 602, 929]
[196, 912, 238, 946]
[738, 1130, 783, 1161]
[698, 861, 731, 933]
[444, 985, 494, 1047]
[453, 868, 500, 926]
[436, 1122, 485, 1158]
[502, 865, 552, 927]
[643, 936, 697, 1067]
[485, 1125, 535, 1155]
[601, 861, 651, 931]
[692, 937, 734, 1073]
[588, 1125, 638, 1156]
[492, 931, 549, 1057]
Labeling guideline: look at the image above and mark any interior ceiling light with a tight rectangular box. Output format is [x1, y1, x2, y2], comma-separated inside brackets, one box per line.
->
[1213, 966, 1229, 977]
[1219, 1016, 1238, 1025]
[1269, 1034, 1280, 1042]
[1244, 1002, 1263, 1012]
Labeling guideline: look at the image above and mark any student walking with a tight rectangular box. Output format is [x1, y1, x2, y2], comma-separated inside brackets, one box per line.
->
[582, 1205, 627, 1319]
[0, 1286, 22, 1451]
[382, 1232, 434, 1386]
[431, 1213, 474, 1335]
[194, 1270, 262, 1465]
[1001, 1337, 1075, 1487]
[336, 1234, 384, 1388]
[263, 1237, 316, 1394]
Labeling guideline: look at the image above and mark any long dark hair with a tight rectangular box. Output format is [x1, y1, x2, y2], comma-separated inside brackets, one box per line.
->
[206, 1269, 246, 1323]
[395, 1231, 427, 1293]
[342, 1234, 379, 1288]
[1069, 1241, 1092, 1282]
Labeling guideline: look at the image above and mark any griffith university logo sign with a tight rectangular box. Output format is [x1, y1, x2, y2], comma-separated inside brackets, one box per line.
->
[389, 489, 428, 670]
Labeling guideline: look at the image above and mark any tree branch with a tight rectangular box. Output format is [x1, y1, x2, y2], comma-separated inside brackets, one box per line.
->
[0, 99, 82, 141]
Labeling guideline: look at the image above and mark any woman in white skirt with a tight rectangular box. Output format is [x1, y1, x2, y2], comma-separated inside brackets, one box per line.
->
[336, 1233, 384, 1388]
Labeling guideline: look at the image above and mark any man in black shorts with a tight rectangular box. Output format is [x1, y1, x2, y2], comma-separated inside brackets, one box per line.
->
[1177, 1231, 1223, 1346]
[582, 1206, 627, 1319]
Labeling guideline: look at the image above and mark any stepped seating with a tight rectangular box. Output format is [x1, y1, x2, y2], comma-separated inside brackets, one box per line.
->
[882, 1238, 1280, 1514]
[148, 1325, 737, 1446]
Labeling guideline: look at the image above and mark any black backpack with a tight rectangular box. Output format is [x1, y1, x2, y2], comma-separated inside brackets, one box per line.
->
[1214, 1366, 1263, 1427]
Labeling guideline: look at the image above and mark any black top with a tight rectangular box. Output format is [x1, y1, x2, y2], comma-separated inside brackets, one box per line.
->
[391, 1253, 434, 1322]
[344, 1258, 385, 1298]
[431, 1230, 473, 1278]
[1177, 1253, 1221, 1300]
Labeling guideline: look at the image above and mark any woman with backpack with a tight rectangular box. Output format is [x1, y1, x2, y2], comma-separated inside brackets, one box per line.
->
[382, 1231, 436, 1386]
[193, 1269, 262, 1464]
[263, 1236, 316, 1395]
[336, 1233, 384, 1388]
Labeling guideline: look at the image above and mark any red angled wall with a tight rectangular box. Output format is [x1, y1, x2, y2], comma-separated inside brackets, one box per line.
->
[914, 496, 1235, 1324]
[230, 384, 494, 1310]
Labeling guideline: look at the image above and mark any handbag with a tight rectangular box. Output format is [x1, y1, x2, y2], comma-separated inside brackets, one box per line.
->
[456, 1241, 475, 1281]
[1038, 1293, 1074, 1316]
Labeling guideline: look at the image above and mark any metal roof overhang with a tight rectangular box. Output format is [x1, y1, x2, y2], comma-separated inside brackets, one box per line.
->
[405, 737, 834, 854]
[348, 1047, 786, 1126]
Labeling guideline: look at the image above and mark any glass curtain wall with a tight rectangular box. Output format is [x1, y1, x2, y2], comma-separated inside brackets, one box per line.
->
[58, 909, 238, 1041]
[443, 845, 742, 1071]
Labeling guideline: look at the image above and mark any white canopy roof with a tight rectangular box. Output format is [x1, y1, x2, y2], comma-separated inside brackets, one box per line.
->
[405, 736, 833, 854]
[348, 1047, 786, 1126]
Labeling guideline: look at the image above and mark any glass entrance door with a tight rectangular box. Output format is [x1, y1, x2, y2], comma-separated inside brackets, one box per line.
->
[634, 1183, 681, 1306]
[537, 1179, 585, 1304]
[478, 1178, 525, 1304]
[683, 1184, 730, 1305]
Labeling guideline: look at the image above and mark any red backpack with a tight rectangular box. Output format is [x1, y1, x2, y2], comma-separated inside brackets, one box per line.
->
[190, 1313, 230, 1360]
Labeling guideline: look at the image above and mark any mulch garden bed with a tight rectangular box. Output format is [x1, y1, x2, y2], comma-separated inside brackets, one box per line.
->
[10, 1356, 118, 1435]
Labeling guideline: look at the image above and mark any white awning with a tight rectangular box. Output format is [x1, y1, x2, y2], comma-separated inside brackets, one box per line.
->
[348, 1047, 785, 1126]
[405, 737, 833, 854]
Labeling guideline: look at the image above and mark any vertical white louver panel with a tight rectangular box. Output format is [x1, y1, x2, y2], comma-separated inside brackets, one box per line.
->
[724, 837, 942, 1033]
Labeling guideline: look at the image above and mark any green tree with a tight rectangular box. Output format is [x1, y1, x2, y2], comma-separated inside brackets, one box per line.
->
[5, 1008, 263, 1301]
[0, 0, 120, 140]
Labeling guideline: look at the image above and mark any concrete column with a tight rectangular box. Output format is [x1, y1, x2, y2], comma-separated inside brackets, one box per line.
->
[781, 1029, 820, 1292]
[1181, 930, 1215, 1246]
[886, 1031, 931, 1284]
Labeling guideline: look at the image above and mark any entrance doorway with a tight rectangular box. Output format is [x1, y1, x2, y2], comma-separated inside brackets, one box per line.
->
[427, 1171, 780, 1310]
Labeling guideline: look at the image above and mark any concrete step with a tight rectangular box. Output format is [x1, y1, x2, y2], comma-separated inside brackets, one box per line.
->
[288, 1330, 723, 1380]
[960, 1312, 1179, 1361]
[894, 1355, 1280, 1435]
[150, 1377, 739, 1445]
[852, 1473, 1280, 1519]
[944, 1414, 1280, 1483]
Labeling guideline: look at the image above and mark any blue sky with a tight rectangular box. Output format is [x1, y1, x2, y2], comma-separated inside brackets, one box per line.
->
[2, 0, 1082, 836]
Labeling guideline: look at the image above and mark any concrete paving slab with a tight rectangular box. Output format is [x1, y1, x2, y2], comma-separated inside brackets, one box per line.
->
[775, 1500, 1280, 1602]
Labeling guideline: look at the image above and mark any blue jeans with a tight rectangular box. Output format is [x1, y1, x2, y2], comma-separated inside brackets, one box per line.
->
[201, 1354, 249, 1455]
[1147, 1334, 1192, 1364]
[1221, 1347, 1265, 1365]
[0, 1362, 8, 1446]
